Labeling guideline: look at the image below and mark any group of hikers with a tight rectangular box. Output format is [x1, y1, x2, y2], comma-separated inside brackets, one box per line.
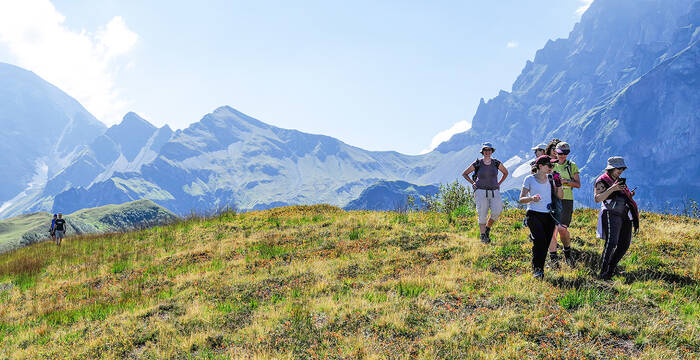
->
[463, 140, 639, 280]
[49, 213, 67, 246]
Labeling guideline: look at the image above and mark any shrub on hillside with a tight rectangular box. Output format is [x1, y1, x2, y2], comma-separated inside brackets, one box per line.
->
[421, 180, 476, 214]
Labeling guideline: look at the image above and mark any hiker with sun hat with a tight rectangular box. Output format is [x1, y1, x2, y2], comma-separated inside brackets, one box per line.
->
[462, 142, 509, 244]
[594, 156, 639, 280]
[531, 143, 547, 160]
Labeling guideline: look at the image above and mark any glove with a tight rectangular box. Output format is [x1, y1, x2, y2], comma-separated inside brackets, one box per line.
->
[552, 172, 562, 187]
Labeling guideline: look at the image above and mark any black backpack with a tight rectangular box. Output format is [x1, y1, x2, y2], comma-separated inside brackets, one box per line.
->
[472, 158, 501, 182]
[548, 176, 563, 223]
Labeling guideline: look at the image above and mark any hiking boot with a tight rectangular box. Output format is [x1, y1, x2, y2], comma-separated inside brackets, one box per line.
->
[533, 268, 544, 279]
[548, 252, 560, 270]
[597, 271, 612, 281]
[564, 251, 575, 268]
[480, 233, 490, 244]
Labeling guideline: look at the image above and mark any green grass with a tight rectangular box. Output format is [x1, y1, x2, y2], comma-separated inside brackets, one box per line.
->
[0, 205, 697, 359]
[396, 282, 426, 297]
[558, 287, 610, 310]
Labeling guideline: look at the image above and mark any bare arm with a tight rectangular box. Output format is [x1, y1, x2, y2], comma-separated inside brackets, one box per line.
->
[462, 165, 475, 184]
[497, 163, 509, 187]
[594, 181, 623, 203]
[564, 172, 581, 189]
[519, 187, 536, 203]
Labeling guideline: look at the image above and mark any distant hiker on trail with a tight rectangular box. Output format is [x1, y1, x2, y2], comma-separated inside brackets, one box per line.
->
[54, 213, 66, 246]
[594, 156, 639, 280]
[519, 155, 563, 279]
[462, 142, 509, 244]
[49, 214, 57, 242]
[548, 142, 580, 268]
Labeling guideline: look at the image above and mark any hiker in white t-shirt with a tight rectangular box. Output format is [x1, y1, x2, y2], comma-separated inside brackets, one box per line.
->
[519, 155, 564, 279]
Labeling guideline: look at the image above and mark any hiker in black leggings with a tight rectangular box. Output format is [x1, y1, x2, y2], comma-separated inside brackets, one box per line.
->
[519, 155, 563, 278]
[594, 156, 639, 280]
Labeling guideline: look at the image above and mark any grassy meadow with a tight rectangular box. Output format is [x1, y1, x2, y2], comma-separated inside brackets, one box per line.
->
[0, 205, 697, 359]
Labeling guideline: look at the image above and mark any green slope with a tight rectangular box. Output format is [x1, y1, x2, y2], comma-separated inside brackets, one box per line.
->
[0, 200, 178, 254]
[0, 206, 697, 359]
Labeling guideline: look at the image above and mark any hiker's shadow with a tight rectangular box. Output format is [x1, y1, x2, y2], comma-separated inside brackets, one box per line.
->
[547, 247, 696, 288]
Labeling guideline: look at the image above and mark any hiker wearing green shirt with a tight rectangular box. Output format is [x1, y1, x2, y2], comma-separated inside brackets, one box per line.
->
[548, 142, 580, 267]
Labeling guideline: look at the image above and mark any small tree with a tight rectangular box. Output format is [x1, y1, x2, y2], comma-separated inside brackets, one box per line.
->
[422, 180, 476, 214]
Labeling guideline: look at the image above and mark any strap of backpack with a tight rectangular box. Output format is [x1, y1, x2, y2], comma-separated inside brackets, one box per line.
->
[565, 160, 573, 179]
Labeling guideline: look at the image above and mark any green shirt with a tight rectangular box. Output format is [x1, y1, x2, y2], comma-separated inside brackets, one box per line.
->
[552, 160, 579, 200]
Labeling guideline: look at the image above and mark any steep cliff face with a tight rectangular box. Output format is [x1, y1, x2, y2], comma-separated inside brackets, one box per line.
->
[432, 0, 700, 210]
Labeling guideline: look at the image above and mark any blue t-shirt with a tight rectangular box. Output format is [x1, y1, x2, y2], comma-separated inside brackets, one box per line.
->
[522, 175, 552, 213]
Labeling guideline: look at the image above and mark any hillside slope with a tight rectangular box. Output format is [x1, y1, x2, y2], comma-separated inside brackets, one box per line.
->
[0, 206, 696, 358]
[0, 200, 178, 254]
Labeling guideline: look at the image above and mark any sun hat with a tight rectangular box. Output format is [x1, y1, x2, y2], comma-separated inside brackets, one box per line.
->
[555, 142, 570, 154]
[480, 142, 495, 153]
[605, 156, 627, 170]
[531, 143, 547, 151]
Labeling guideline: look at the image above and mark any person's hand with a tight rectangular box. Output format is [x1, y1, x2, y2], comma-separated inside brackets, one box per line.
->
[471, 183, 477, 191]
[610, 181, 625, 192]
[531, 194, 541, 202]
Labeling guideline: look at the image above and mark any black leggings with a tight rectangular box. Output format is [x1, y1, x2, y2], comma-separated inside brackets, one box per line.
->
[600, 210, 632, 276]
[526, 210, 556, 270]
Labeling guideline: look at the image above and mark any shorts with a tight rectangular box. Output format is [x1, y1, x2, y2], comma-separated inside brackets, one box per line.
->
[560, 199, 574, 227]
[475, 189, 503, 224]
[55, 230, 65, 239]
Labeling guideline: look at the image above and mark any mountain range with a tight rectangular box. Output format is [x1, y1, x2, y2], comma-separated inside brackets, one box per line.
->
[0, 0, 698, 218]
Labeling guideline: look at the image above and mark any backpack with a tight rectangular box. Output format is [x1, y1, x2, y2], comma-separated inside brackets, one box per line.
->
[548, 176, 562, 223]
[472, 158, 501, 182]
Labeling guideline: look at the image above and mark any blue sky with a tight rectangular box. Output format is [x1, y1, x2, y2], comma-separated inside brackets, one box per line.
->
[0, 0, 592, 154]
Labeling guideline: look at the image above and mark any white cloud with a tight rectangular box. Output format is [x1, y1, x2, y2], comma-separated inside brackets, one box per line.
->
[576, 0, 594, 16]
[0, 0, 138, 125]
[419, 120, 471, 155]
[506, 41, 518, 48]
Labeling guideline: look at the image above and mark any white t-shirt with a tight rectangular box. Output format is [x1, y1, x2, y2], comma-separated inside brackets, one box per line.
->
[522, 175, 552, 213]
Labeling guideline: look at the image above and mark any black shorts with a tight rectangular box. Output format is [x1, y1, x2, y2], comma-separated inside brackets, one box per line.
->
[560, 199, 574, 226]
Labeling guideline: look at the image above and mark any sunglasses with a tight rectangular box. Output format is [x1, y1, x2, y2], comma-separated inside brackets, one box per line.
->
[557, 151, 570, 155]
